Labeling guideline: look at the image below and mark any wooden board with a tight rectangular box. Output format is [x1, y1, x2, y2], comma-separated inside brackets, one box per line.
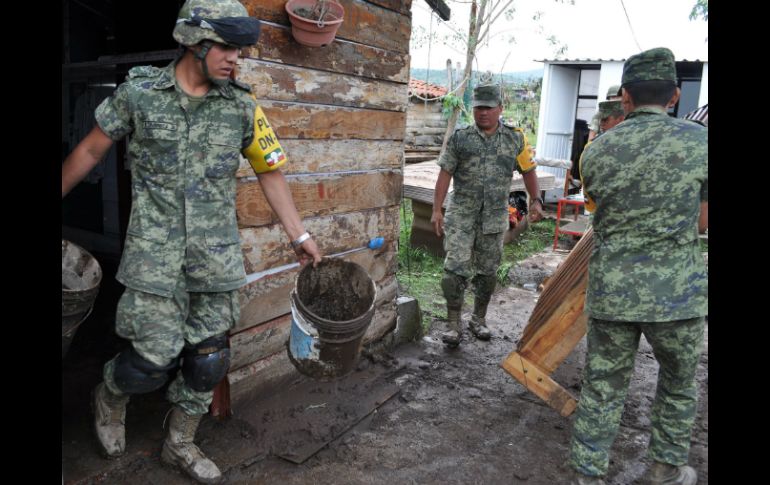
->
[260, 101, 406, 140]
[239, 205, 399, 274]
[236, 139, 403, 177]
[247, 24, 410, 83]
[238, 59, 408, 112]
[500, 352, 578, 417]
[242, 0, 411, 54]
[235, 248, 397, 332]
[236, 170, 402, 227]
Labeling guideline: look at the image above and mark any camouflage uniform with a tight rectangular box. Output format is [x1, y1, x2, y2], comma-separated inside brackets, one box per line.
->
[570, 48, 708, 478]
[437, 106, 535, 322]
[96, 59, 257, 414]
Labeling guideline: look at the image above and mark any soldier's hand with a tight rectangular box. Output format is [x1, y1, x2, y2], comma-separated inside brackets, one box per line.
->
[431, 211, 444, 237]
[295, 238, 323, 268]
[528, 202, 544, 223]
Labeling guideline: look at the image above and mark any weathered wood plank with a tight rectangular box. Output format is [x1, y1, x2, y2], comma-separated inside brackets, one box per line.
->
[228, 296, 398, 408]
[259, 101, 406, 140]
[500, 352, 578, 417]
[241, 0, 411, 54]
[237, 60, 407, 112]
[230, 277, 397, 371]
[235, 248, 397, 332]
[239, 205, 399, 274]
[236, 139, 403, 178]
[364, 0, 412, 16]
[236, 170, 402, 227]
[247, 24, 410, 83]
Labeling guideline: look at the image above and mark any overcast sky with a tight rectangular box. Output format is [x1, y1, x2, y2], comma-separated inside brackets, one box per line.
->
[409, 0, 708, 73]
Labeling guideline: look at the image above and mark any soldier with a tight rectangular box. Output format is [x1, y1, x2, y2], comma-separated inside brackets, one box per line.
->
[61, 1, 322, 482]
[431, 83, 544, 347]
[578, 100, 626, 211]
[588, 85, 622, 141]
[569, 48, 707, 485]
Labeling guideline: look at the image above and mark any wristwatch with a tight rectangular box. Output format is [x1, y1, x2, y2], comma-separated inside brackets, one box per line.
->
[291, 232, 311, 248]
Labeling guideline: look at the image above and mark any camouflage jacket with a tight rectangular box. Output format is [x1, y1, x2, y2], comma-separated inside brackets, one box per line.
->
[437, 121, 535, 234]
[95, 59, 259, 297]
[581, 106, 708, 321]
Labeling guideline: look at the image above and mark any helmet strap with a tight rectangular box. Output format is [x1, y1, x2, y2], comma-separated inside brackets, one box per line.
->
[195, 40, 229, 88]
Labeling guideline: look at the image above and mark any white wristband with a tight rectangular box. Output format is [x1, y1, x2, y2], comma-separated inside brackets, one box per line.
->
[291, 232, 311, 249]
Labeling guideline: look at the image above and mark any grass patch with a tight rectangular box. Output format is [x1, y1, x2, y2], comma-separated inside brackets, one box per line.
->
[397, 199, 557, 329]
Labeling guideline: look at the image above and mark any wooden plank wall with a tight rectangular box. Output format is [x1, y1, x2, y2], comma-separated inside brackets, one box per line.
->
[226, 0, 411, 409]
[406, 100, 447, 148]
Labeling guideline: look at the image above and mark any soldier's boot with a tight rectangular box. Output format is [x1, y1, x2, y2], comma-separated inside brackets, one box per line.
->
[440, 271, 467, 348]
[646, 461, 697, 485]
[468, 314, 492, 340]
[161, 407, 223, 484]
[469, 274, 495, 340]
[91, 382, 130, 458]
[441, 307, 462, 347]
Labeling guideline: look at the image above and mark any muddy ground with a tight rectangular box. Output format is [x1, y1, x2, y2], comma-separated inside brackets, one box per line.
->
[62, 248, 708, 485]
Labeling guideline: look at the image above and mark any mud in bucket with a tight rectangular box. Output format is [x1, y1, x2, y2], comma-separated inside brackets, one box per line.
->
[62, 240, 102, 358]
[288, 258, 377, 380]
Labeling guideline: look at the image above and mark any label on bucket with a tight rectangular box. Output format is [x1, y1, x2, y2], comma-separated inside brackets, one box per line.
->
[289, 304, 320, 361]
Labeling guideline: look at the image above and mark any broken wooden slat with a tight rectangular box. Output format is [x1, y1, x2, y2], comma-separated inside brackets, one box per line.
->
[238, 59, 408, 112]
[260, 101, 406, 140]
[236, 171, 402, 227]
[247, 24, 410, 83]
[242, 0, 411, 54]
[239, 205, 399, 274]
[236, 139, 403, 178]
[500, 351, 578, 417]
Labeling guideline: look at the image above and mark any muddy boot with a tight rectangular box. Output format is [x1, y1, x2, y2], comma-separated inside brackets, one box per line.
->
[441, 307, 462, 347]
[92, 382, 130, 458]
[468, 315, 492, 340]
[646, 461, 697, 485]
[570, 472, 606, 485]
[161, 407, 222, 484]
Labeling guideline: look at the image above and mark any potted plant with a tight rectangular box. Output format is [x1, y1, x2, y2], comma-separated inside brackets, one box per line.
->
[285, 0, 345, 47]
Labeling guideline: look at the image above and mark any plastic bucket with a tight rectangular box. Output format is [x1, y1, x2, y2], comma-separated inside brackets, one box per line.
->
[288, 258, 376, 380]
[62, 240, 102, 358]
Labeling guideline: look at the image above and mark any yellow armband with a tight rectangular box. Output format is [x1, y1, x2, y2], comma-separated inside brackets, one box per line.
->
[514, 128, 536, 172]
[243, 105, 287, 174]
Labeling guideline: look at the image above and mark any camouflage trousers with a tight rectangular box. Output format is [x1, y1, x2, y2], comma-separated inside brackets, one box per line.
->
[103, 286, 240, 416]
[442, 222, 504, 311]
[569, 317, 705, 477]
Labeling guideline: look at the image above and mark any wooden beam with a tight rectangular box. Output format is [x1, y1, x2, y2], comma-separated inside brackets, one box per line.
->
[242, 0, 411, 54]
[236, 139, 404, 178]
[247, 24, 410, 83]
[500, 352, 578, 417]
[238, 59, 408, 112]
[239, 205, 399, 274]
[423, 0, 450, 20]
[236, 171, 402, 227]
[260, 101, 406, 140]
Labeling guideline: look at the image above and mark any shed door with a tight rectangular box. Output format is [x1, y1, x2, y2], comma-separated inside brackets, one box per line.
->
[537, 65, 579, 179]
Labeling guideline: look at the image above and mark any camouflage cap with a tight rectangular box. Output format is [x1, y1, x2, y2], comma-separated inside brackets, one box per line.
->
[622, 47, 677, 85]
[598, 100, 623, 119]
[606, 85, 621, 99]
[472, 84, 502, 108]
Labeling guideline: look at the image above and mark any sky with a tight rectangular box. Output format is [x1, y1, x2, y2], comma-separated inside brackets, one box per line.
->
[409, 0, 708, 73]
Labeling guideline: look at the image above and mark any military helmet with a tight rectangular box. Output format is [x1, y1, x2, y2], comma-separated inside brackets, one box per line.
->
[173, 0, 261, 47]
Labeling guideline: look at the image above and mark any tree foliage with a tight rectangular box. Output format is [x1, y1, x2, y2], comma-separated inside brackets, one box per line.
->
[689, 0, 708, 21]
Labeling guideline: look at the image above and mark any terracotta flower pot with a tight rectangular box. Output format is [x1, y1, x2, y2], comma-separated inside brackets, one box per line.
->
[286, 0, 345, 47]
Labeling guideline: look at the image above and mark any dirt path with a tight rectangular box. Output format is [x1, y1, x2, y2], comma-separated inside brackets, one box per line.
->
[61, 249, 708, 484]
